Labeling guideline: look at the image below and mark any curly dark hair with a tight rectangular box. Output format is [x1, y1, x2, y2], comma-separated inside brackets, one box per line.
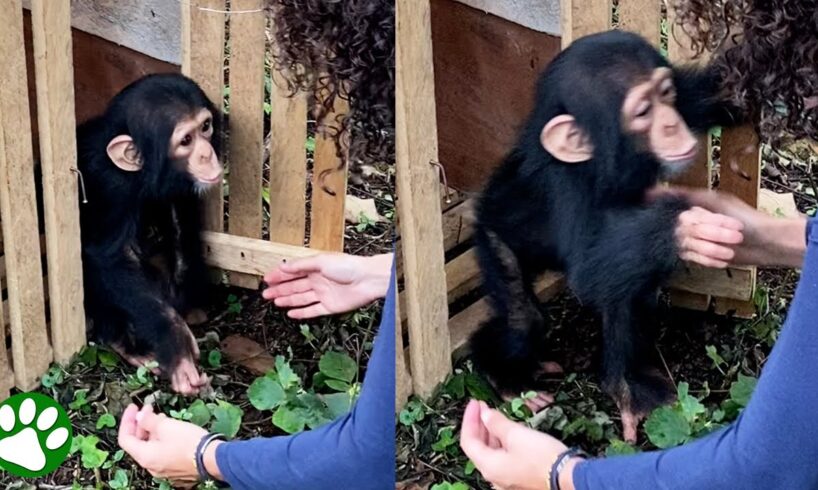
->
[669, 0, 818, 146]
[266, 0, 394, 172]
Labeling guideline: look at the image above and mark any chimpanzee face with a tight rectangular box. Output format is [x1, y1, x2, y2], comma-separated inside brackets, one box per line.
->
[621, 67, 699, 176]
[168, 108, 223, 189]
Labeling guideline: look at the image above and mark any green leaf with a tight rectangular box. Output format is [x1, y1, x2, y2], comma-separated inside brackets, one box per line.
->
[605, 439, 639, 456]
[99, 350, 119, 369]
[275, 356, 301, 390]
[298, 393, 334, 429]
[305, 137, 316, 153]
[188, 399, 212, 427]
[322, 392, 353, 418]
[272, 404, 307, 434]
[431, 483, 469, 490]
[464, 460, 476, 476]
[210, 401, 243, 439]
[705, 345, 726, 370]
[96, 413, 116, 430]
[398, 399, 426, 426]
[208, 350, 222, 368]
[729, 374, 758, 408]
[444, 373, 466, 399]
[464, 373, 497, 402]
[677, 383, 706, 423]
[248, 376, 286, 410]
[41, 366, 65, 388]
[79, 345, 99, 367]
[431, 427, 457, 453]
[108, 469, 129, 489]
[78, 435, 109, 469]
[319, 351, 357, 383]
[69, 389, 89, 410]
[644, 406, 691, 449]
[324, 379, 352, 392]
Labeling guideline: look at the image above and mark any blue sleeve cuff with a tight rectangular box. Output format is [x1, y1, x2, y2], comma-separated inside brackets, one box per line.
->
[807, 217, 818, 245]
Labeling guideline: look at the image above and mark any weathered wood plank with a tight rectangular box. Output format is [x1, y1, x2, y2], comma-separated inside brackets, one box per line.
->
[227, 0, 266, 288]
[182, 0, 226, 234]
[560, 0, 611, 48]
[617, 0, 661, 45]
[0, 0, 53, 389]
[30, 0, 86, 364]
[669, 264, 754, 301]
[309, 98, 349, 252]
[268, 52, 307, 246]
[201, 231, 317, 277]
[397, 0, 452, 397]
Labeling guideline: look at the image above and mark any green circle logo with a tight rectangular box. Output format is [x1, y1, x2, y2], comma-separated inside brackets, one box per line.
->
[0, 392, 73, 477]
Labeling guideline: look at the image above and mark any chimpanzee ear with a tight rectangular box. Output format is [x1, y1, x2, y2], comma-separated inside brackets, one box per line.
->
[106, 135, 142, 172]
[540, 115, 594, 163]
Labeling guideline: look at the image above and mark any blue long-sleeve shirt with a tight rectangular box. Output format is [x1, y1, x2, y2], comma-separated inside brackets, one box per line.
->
[215, 265, 396, 489]
[575, 218, 818, 489]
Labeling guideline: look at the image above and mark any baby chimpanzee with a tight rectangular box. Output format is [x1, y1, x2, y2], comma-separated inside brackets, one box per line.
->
[470, 30, 740, 441]
[77, 74, 223, 395]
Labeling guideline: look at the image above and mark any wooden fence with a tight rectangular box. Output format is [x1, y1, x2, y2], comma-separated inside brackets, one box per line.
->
[0, 0, 348, 396]
[397, 0, 760, 406]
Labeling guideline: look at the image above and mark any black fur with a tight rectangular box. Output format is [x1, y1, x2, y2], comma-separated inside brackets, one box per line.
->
[469, 31, 739, 415]
[77, 74, 219, 376]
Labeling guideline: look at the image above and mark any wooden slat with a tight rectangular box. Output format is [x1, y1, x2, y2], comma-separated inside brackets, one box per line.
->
[449, 272, 564, 357]
[227, 0, 266, 288]
[268, 58, 307, 246]
[30, 0, 86, 364]
[309, 98, 349, 252]
[713, 125, 761, 308]
[0, 1, 53, 389]
[202, 231, 317, 277]
[669, 264, 754, 301]
[617, 0, 661, 45]
[666, 6, 713, 308]
[396, 276, 412, 412]
[182, 0, 226, 233]
[560, 0, 611, 48]
[397, 0, 452, 397]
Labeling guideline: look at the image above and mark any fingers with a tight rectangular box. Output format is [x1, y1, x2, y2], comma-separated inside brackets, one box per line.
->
[478, 401, 519, 445]
[118, 405, 153, 462]
[679, 207, 744, 235]
[135, 404, 161, 437]
[264, 256, 325, 284]
[170, 358, 203, 396]
[680, 251, 730, 269]
[262, 277, 313, 300]
[273, 291, 320, 309]
[286, 303, 331, 319]
[460, 400, 499, 469]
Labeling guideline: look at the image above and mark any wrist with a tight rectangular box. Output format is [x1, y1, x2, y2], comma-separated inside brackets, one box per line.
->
[557, 456, 583, 490]
[202, 440, 225, 481]
[360, 253, 393, 299]
[759, 216, 807, 268]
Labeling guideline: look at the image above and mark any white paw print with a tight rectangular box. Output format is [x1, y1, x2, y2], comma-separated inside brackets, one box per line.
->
[0, 396, 70, 472]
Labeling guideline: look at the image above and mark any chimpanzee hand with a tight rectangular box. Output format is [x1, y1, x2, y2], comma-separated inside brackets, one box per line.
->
[649, 186, 807, 268]
[459, 400, 583, 490]
[118, 403, 223, 483]
[262, 253, 393, 319]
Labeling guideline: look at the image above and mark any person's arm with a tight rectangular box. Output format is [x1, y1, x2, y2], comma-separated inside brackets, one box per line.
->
[211, 263, 396, 490]
[572, 217, 818, 489]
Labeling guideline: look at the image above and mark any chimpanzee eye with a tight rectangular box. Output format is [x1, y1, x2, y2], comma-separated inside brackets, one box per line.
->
[635, 102, 652, 118]
[181, 134, 193, 147]
[202, 119, 212, 132]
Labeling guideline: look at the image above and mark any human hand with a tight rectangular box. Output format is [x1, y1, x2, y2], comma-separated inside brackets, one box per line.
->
[459, 399, 582, 490]
[118, 404, 223, 483]
[649, 186, 807, 268]
[262, 252, 393, 318]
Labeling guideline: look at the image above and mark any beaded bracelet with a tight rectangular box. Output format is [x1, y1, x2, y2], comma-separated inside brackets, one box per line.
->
[195, 432, 228, 488]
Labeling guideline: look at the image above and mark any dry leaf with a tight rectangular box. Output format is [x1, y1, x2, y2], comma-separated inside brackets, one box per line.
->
[758, 188, 801, 219]
[221, 334, 275, 375]
[345, 195, 384, 224]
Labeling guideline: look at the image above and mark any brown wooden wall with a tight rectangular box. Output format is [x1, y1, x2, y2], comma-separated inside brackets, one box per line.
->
[22, 9, 179, 154]
[430, 0, 561, 192]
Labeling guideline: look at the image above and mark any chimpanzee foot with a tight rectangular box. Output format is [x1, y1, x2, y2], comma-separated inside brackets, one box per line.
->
[185, 308, 208, 326]
[170, 357, 210, 396]
[619, 408, 644, 444]
[539, 361, 564, 375]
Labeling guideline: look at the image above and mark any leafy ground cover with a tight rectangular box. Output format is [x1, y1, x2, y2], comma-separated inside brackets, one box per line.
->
[396, 142, 816, 490]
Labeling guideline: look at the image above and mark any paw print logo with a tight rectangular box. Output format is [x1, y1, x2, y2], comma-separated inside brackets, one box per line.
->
[0, 393, 72, 477]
